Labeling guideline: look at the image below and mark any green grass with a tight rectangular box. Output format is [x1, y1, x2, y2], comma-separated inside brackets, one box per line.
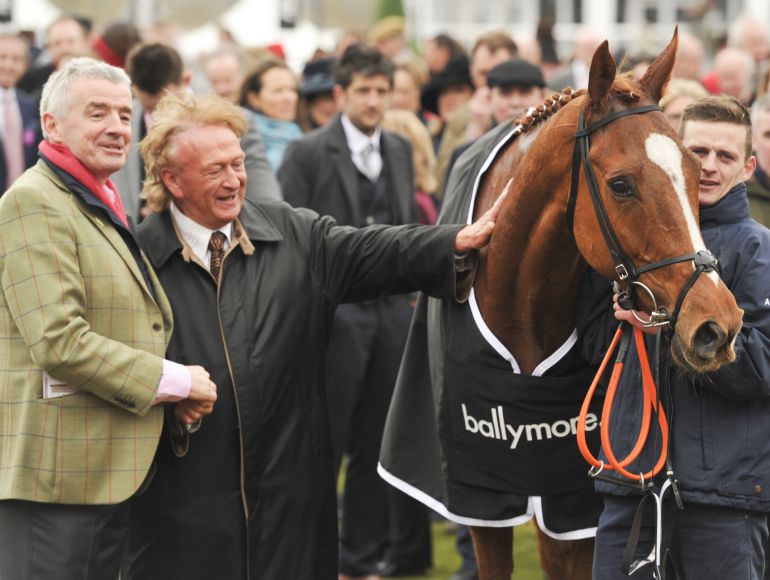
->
[394, 520, 543, 580]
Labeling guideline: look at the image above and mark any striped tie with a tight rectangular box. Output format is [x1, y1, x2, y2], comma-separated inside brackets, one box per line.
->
[3, 92, 24, 189]
[208, 231, 227, 281]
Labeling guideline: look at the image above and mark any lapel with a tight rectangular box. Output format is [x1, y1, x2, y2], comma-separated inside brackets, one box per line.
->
[74, 199, 158, 301]
[42, 162, 159, 303]
[380, 131, 412, 224]
[327, 117, 361, 222]
[17, 91, 36, 126]
[139, 202, 283, 271]
[18, 93, 40, 166]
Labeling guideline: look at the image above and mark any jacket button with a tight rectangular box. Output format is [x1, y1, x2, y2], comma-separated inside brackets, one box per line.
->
[152, 322, 162, 332]
[754, 485, 763, 494]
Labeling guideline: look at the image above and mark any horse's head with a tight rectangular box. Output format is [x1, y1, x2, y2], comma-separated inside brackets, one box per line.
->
[571, 29, 743, 373]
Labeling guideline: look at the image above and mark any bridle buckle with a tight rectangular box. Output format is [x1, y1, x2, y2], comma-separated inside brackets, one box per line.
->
[694, 250, 718, 271]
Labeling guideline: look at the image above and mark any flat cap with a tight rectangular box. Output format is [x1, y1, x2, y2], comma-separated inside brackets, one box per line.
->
[487, 58, 545, 89]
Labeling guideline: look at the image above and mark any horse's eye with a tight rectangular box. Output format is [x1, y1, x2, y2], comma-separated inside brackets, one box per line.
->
[609, 178, 633, 197]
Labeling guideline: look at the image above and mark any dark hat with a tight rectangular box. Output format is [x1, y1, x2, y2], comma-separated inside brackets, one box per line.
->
[299, 57, 336, 96]
[487, 58, 545, 90]
[420, 55, 474, 115]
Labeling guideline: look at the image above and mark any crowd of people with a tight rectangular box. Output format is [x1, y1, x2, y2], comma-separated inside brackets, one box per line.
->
[1, 9, 770, 580]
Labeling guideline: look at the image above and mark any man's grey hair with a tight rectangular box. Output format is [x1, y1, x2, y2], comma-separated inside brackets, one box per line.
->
[40, 57, 131, 139]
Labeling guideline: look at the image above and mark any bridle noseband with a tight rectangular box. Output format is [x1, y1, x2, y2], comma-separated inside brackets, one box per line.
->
[565, 104, 718, 329]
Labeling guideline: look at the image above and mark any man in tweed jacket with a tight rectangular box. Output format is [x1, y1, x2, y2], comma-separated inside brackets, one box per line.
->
[0, 58, 217, 578]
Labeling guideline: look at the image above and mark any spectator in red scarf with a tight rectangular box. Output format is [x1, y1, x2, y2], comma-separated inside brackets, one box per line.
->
[0, 56, 215, 580]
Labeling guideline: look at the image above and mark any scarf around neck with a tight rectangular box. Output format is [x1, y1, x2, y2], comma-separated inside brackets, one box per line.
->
[39, 140, 128, 227]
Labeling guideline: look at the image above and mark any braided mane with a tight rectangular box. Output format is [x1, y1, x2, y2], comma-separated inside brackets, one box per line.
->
[516, 73, 645, 134]
[516, 88, 585, 133]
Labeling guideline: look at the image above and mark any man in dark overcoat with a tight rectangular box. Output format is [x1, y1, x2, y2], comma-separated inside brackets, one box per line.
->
[122, 92, 504, 579]
[278, 44, 431, 577]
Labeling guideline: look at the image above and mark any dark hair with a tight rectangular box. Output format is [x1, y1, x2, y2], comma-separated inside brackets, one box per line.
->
[238, 57, 290, 108]
[680, 95, 753, 159]
[333, 44, 394, 89]
[430, 33, 466, 61]
[126, 43, 184, 94]
[99, 22, 142, 62]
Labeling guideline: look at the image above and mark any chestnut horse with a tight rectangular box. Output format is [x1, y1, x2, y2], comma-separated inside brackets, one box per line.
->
[466, 32, 743, 579]
[378, 30, 743, 580]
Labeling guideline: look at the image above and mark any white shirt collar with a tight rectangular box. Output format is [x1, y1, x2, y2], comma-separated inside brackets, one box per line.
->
[169, 202, 232, 269]
[341, 114, 383, 181]
[341, 114, 382, 154]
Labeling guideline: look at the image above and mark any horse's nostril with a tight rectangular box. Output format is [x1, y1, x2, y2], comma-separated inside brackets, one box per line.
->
[692, 321, 727, 361]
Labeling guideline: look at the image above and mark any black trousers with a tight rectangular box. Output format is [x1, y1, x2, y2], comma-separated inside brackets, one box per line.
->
[0, 498, 129, 580]
[593, 494, 768, 580]
[327, 298, 431, 576]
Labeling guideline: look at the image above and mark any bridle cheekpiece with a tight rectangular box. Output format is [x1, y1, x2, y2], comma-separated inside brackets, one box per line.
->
[565, 103, 718, 329]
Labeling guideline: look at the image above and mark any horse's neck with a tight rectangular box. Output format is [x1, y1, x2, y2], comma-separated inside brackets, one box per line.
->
[475, 124, 585, 374]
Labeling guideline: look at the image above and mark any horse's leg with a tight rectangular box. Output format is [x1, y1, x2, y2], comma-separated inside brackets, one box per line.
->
[470, 526, 513, 580]
[535, 526, 595, 580]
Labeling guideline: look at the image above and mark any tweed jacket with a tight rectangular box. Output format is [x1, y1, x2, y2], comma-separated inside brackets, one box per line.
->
[0, 160, 173, 505]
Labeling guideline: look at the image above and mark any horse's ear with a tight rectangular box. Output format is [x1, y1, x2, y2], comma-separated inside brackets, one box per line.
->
[639, 27, 678, 104]
[587, 40, 616, 111]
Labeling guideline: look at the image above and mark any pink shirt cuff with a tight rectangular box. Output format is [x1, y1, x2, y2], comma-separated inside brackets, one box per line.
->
[154, 360, 192, 404]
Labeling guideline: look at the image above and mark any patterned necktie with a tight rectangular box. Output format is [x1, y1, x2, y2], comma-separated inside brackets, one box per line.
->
[208, 231, 227, 281]
[3, 91, 24, 188]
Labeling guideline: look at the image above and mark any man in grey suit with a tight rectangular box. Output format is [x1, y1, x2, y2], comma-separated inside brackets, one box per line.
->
[278, 45, 430, 580]
[112, 43, 281, 224]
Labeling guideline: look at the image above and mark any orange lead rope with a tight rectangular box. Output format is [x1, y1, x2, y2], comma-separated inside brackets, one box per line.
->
[577, 322, 669, 483]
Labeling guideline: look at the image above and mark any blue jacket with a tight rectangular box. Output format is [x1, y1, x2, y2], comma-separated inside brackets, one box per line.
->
[578, 183, 770, 512]
[250, 110, 302, 173]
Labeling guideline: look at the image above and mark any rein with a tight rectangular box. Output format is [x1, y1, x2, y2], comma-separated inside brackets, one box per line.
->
[576, 322, 668, 483]
[568, 103, 700, 484]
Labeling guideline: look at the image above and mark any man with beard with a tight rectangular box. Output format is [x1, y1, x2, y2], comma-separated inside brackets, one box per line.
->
[279, 44, 433, 578]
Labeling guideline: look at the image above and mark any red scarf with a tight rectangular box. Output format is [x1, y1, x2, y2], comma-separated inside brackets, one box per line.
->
[92, 37, 125, 69]
[40, 141, 128, 227]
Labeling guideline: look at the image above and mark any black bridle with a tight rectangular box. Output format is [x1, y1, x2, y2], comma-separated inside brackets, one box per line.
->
[565, 104, 718, 330]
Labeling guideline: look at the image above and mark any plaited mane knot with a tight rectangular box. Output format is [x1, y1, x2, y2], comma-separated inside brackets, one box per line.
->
[516, 87, 583, 133]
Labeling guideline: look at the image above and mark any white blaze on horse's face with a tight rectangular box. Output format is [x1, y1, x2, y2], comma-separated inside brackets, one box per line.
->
[644, 133, 719, 285]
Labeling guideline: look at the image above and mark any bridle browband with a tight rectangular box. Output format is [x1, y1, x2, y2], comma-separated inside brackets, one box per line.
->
[565, 103, 717, 329]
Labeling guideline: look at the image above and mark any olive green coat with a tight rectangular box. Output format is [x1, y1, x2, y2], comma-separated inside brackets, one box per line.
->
[0, 160, 172, 504]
